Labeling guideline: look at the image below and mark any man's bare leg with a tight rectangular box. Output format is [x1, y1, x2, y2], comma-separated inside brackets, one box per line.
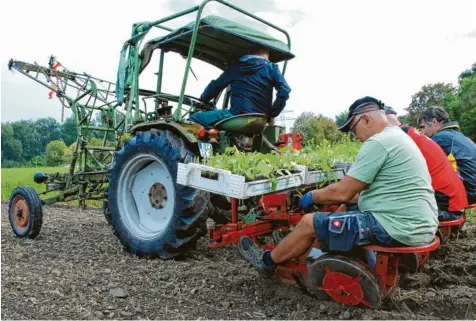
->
[270, 214, 317, 264]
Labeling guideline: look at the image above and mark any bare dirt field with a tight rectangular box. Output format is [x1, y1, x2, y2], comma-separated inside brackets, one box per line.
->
[2, 204, 475, 320]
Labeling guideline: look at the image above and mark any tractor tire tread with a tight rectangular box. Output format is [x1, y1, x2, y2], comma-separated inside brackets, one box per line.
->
[108, 130, 211, 259]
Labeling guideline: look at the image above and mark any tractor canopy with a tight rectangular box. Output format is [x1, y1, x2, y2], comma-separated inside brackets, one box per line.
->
[139, 15, 295, 73]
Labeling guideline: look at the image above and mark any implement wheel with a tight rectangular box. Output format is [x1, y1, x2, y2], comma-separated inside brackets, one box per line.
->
[108, 129, 211, 259]
[8, 186, 43, 239]
[307, 254, 382, 309]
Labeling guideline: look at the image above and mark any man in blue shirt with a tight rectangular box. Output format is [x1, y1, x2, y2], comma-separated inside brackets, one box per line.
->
[418, 106, 476, 204]
[190, 47, 291, 128]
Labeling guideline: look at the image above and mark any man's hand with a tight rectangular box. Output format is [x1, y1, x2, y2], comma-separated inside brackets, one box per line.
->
[299, 191, 314, 209]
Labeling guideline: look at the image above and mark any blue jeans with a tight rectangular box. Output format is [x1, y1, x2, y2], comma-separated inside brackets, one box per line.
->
[438, 209, 463, 221]
[312, 210, 402, 269]
[189, 109, 233, 128]
[312, 210, 401, 253]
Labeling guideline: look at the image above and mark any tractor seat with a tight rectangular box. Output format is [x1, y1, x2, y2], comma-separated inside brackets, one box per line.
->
[363, 237, 440, 254]
[212, 113, 268, 137]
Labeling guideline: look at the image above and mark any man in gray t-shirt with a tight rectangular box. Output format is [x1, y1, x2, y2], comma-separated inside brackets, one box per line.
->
[236, 96, 439, 279]
[346, 125, 438, 245]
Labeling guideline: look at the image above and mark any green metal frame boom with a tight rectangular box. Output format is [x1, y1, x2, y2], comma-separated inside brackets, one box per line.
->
[7, 58, 125, 207]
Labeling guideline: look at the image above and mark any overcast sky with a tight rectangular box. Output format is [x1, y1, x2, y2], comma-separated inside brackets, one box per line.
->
[1, 0, 475, 129]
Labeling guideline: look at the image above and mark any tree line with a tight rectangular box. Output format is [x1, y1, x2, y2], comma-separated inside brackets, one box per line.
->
[1, 114, 107, 168]
[293, 62, 476, 144]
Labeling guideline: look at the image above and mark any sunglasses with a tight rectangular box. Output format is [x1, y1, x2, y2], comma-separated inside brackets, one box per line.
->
[349, 116, 363, 137]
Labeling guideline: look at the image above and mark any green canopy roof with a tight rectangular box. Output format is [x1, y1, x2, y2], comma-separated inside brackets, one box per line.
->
[139, 15, 295, 72]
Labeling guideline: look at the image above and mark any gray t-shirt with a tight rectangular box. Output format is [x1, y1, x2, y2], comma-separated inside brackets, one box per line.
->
[347, 125, 439, 246]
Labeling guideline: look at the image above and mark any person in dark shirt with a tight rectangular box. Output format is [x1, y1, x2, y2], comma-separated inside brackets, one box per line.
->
[189, 46, 291, 128]
[418, 106, 476, 205]
[385, 106, 468, 220]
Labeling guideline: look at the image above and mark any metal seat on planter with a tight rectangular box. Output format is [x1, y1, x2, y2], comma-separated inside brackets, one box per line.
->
[363, 237, 441, 254]
[438, 212, 467, 244]
[361, 238, 441, 297]
[212, 113, 268, 137]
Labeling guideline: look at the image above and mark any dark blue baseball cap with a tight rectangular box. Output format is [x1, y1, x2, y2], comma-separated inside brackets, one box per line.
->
[338, 96, 385, 132]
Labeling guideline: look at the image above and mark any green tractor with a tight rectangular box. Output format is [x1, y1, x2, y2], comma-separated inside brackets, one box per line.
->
[8, 0, 296, 259]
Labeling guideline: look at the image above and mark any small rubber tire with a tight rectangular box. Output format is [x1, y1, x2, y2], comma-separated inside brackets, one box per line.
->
[8, 186, 43, 239]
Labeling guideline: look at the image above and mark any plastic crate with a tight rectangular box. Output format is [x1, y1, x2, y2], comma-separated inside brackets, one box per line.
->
[302, 168, 346, 185]
[177, 163, 306, 199]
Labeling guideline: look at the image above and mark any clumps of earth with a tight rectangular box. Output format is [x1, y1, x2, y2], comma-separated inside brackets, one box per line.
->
[2, 204, 475, 319]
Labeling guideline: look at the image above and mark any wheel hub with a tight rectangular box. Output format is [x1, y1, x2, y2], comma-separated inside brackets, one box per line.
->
[148, 183, 167, 209]
[12, 196, 29, 228]
[118, 154, 176, 240]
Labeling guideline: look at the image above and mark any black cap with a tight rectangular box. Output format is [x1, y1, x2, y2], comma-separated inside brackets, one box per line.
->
[338, 96, 385, 132]
[384, 106, 397, 115]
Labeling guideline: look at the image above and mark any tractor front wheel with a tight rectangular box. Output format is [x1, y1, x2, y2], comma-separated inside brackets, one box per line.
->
[8, 186, 43, 239]
[108, 130, 211, 259]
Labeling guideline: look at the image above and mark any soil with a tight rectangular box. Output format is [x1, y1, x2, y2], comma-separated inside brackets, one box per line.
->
[2, 203, 475, 320]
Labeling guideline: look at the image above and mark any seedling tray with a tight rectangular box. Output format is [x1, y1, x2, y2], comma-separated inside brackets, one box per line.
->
[177, 163, 306, 199]
[302, 167, 346, 185]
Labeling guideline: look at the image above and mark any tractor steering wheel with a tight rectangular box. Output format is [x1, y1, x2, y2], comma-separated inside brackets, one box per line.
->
[183, 95, 215, 111]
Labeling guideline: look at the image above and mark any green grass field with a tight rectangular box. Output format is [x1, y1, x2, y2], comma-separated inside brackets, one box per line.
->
[1, 167, 102, 207]
[1, 167, 68, 201]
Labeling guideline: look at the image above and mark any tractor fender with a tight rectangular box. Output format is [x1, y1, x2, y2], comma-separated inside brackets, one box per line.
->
[129, 120, 200, 154]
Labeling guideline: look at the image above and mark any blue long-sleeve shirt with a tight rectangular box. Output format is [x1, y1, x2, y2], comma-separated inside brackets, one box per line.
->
[431, 122, 476, 204]
[200, 55, 291, 118]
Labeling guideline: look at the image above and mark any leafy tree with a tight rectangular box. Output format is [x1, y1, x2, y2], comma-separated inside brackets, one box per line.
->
[11, 120, 39, 161]
[1, 123, 13, 140]
[405, 83, 457, 126]
[448, 75, 476, 141]
[35, 117, 61, 151]
[292, 112, 343, 145]
[458, 62, 476, 84]
[45, 140, 67, 166]
[335, 111, 348, 128]
[61, 115, 77, 146]
[291, 112, 316, 141]
[30, 155, 46, 167]
[1, 123, 14, 151]
[2, 139, 23, 162]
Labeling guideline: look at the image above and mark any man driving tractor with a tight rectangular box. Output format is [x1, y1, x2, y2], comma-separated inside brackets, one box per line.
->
[237, 96, 439, 278]
[190, 46, 291, 128]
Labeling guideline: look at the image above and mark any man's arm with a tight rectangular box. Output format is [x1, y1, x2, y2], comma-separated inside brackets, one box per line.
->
[299, 139, 388, 209]
[270, 64, 291, 117]
[348, 193, 360, 204]
[311, 176, 368, 205]
[200, 68, 233, 103]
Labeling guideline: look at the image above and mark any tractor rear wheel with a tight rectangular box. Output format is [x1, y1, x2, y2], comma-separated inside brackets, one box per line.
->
[8, 186, 43, 239]
[103, 200, 112, 225]
[108, 129, 211, 259]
